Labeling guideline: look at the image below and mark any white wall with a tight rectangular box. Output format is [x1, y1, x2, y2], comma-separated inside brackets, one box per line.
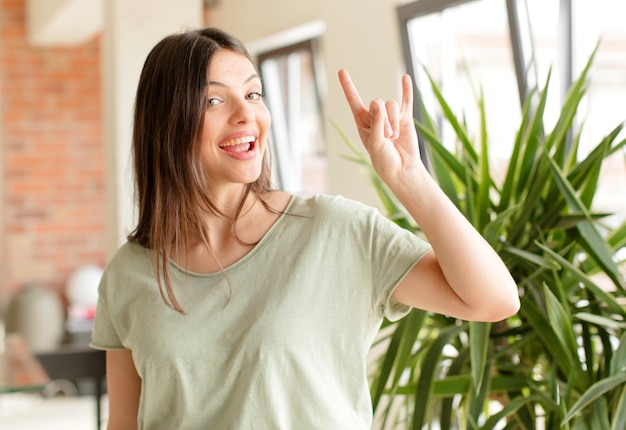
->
[102, 0, 203, 253]
[208, 0, 408, 207]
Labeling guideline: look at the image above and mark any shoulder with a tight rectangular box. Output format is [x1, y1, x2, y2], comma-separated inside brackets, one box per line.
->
[101, 241, 152, 284]
[282, 194, 390, 239]
[97, 241, 159, 308]
[108, 241, 150, 266]
[290, 193, 376, 218]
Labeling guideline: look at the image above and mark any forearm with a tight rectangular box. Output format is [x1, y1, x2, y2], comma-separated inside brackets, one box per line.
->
[106, 350, 140, 430]
[390, 166, 519, 314]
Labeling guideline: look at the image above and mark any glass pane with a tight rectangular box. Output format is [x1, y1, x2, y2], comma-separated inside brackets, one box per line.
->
[571, 0, 626, 229]
[259, 48, 327, 194]
[406, 0, 626, 228]
[524, 0, 561, 128]
[407, 0, 520, 176]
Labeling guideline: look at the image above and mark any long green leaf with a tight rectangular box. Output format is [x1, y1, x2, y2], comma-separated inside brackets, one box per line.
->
[571, 124, 624, 206]
[562, 373, 626, 425]
[611, 385, 626, 430]
[546, 156, 625, 289]
[535, 242, 626, 316]
[421, 65, 478, 165]
[498, 86, 536, 212]
[411, 324, 465, 430]
[482, 394, 545, 428]
[547, 45, 597, 157]
[543, 284, 579, 367]
[575, 312, 626, 330]
[438, 348, 470, 430]
[369, 319, 404, 409]
[416, 120, 475, 206]
[370, 310, 427, 410]
[610, 332, 626, 377]
[476, 87, 492, 231]
[501, 244, 561, 270]
[469, 321, 490, 394]
[430, 374, 536, 397]
[467, 361, 491, 428]
[482, 204, 519, 246]
[514, 70, 550, 198]
[589, 398, 611, 430]
[520, 296, 575, 374]
[608, 220, 626, 253]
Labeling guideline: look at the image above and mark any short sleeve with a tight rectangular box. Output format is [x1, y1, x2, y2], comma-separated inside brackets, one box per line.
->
[90, 272, 125, 350]
[369, 209, 431, 321]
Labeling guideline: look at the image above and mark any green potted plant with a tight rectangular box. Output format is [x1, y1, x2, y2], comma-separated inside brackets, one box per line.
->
[336, 48, 626, 429]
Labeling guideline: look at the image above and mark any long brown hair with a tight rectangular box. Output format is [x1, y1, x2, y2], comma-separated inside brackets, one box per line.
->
[128, 28, 274, 313]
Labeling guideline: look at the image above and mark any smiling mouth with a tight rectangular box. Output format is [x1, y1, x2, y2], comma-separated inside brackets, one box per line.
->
[219, 135, 256, 153]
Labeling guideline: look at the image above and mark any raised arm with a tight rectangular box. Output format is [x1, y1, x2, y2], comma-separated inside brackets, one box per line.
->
[338, 69, 519, 322]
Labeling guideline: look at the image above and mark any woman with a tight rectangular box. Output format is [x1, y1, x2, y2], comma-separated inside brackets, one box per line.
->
[91, 27, 519, 429]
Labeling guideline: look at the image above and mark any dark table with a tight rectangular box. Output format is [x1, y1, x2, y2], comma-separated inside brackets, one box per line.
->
[35, 342, 107, 430]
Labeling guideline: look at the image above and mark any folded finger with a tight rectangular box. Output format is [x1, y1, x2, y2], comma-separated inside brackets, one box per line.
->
[385, 99, 400, 139]
[369, 99, 386, 144]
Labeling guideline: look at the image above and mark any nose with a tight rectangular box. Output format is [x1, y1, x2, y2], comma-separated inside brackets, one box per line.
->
[230, 99, 255, 125]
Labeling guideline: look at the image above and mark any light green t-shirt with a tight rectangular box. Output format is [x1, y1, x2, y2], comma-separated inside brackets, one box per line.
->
[91, 194, 431, 429]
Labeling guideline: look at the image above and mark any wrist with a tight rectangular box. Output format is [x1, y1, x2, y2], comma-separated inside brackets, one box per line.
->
[386, 164, 434, 201]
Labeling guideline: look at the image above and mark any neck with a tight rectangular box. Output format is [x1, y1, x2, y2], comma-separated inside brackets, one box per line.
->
[199, 185, 260, 242]
[209, 183, 254, 218]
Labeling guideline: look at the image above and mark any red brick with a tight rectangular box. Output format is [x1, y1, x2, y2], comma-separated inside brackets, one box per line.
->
[1, 0, 106, 304]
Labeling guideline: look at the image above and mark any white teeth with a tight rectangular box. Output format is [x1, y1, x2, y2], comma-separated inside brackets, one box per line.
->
[220, 135, 256, 147]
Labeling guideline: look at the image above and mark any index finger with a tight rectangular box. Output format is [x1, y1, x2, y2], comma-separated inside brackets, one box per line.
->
[338, 69, 367, 117]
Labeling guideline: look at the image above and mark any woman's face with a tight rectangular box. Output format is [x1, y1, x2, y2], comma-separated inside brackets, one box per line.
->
[199, 49, 271, 190]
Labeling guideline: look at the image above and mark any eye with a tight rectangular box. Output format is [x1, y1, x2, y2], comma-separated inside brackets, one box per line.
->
[246, 91, 264, 101]
[206, 98, 222, 108]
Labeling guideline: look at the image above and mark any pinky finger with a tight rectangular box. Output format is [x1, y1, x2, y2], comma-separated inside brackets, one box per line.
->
[401, 74, 414, 116]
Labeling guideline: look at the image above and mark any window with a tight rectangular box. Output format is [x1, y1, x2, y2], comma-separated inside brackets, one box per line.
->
[398, 0, 626, 226]
[255, 33, 327, 194]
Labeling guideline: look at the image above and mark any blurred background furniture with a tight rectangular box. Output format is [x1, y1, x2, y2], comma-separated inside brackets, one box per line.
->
[0, 334, 50, 393]
[35, 345, 106, 430]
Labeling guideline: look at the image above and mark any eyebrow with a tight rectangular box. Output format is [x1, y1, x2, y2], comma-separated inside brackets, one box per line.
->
[207, 74, 260, 87]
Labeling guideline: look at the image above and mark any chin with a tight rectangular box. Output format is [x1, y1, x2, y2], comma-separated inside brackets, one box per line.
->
[240, 168, 264, 185]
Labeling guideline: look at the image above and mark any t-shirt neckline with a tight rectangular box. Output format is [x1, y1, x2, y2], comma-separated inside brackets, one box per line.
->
[168, 193, 299, 277]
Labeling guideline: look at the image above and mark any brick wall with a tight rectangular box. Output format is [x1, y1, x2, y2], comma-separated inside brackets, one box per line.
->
[1, 0, 106, 307]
